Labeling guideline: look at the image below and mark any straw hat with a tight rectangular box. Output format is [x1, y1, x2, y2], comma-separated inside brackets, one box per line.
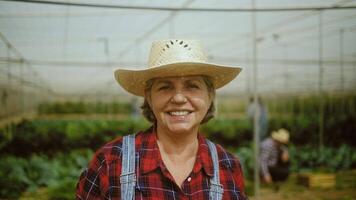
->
[114, 39, 242, 96]
[271, 128, 290, 144]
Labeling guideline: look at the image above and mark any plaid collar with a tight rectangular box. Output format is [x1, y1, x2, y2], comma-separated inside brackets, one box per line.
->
[138, 126, 213, 177]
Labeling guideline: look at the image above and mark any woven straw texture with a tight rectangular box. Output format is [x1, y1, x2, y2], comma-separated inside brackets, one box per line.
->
[115, 39, 242, 96]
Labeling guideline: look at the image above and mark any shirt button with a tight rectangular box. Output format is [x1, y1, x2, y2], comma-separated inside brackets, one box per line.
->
[187, 177, 192, 182]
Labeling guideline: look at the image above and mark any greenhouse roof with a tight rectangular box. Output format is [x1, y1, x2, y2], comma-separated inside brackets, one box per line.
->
[1, 0, 356, 99]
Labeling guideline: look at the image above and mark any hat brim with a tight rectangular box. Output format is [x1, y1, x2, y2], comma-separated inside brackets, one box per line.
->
[272, 132, 289, 144]
[114, 62, 242, 96]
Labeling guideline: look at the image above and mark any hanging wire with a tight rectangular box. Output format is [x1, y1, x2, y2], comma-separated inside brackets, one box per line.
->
[0, 32, 56, 95]
[2, 0, 356, 12]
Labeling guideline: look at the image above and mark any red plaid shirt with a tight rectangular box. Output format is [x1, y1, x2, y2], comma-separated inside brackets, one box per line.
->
[76, 126, 248, 199]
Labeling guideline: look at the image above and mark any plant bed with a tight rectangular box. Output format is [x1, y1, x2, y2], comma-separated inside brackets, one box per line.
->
[336, 169, 356, 188]
[297, 173, 336, 189]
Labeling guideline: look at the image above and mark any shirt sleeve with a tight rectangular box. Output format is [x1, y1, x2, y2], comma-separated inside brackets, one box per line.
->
[220, 147, 248, 199]
[233, 158, 248, 199]
[76, 151, 109, 200]
[260, 140, 272, 177]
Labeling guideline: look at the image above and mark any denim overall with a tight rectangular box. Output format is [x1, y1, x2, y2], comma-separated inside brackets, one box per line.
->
[120, 134, 223, 200]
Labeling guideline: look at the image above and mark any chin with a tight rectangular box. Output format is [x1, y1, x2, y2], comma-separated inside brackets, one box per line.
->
[166, 124, 196, 134]
[168, 127, 192, 134]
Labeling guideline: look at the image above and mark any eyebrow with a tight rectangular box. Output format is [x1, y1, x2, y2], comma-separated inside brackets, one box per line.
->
[154, 80, 172, 85]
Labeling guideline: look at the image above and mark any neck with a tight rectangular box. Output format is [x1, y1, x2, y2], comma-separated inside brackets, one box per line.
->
[272, 139, 281, 147]
[156, 126, 199, 157]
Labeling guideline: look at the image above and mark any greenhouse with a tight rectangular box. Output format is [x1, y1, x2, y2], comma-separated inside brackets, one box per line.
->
[0, 0, 356, 199]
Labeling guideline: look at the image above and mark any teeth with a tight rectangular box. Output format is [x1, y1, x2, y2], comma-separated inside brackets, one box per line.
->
[169, 111, 190, 116]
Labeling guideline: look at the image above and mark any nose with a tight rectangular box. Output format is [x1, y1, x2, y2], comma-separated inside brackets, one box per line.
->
[171, 92, 187, 104]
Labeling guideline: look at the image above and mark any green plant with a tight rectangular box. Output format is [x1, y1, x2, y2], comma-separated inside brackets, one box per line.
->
[234, 144, 356, 181]
[236, 146, 254, 179]
[38, 101, 132, 115]
[0, 157, 29, 198]
[0, 119, 150, 156]
[47, 178, 77, 200]
[0, 149, 93, 199]
[289, 144, 356, 173]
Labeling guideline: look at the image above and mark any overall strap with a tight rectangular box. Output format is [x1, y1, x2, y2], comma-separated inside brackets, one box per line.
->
[120, 134, 136, 200]
[207, 140, 224, 200]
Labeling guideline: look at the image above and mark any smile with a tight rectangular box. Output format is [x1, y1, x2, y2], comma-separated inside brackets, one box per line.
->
[167, 111, 192, 116]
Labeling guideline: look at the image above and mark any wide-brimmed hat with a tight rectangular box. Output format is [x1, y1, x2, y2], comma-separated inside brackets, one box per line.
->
[271, 128, 290, 144]
[114, 39, 242, 96]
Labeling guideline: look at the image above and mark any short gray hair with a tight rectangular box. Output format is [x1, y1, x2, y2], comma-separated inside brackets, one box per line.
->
[141, 76, 215, 124]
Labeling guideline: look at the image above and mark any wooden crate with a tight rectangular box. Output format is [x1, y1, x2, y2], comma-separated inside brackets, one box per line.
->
[297, 173, 336, 189]
[336, 170, 356, 188]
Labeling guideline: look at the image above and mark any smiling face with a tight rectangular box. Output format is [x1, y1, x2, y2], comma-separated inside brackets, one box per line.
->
[146, 76, 213, 135]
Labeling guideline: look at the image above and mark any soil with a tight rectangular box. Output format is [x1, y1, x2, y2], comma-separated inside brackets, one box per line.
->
[247, 174, 356, 200]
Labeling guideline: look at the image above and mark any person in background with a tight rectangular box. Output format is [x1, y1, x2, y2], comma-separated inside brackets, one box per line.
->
[260, 128, 290, 190]
[247, 96, 269, 140]
[76, 39, 248, 199]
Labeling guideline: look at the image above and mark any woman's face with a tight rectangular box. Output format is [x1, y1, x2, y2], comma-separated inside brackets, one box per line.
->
[147, 76, 212, 135]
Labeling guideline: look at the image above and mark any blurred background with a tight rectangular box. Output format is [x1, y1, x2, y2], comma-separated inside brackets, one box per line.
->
[0, 0, 355, 199]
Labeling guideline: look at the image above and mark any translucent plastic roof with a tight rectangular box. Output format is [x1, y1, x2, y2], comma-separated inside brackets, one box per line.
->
[1, 0, 356, 98]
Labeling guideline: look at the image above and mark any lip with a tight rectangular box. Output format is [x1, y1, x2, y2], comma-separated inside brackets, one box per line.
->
[166, 110, 193, 116]
[164, 110, 193, 122]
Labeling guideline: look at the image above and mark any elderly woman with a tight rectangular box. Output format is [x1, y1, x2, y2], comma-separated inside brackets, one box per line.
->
[76, 40, 248, 199]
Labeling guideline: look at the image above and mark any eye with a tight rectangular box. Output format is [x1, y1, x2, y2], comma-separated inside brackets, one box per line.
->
[187, 83, 200, 89]
[157, 85, 170, 91]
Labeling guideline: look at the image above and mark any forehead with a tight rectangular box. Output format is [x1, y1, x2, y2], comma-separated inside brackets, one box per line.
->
[152, 75, 205, 84]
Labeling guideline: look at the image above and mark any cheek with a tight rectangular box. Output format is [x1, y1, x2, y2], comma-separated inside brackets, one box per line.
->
[150, 93, 169, 112]
[192, 95, 211, 112]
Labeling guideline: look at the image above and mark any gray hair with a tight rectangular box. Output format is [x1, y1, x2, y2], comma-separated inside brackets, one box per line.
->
[141, 76, 215, 124]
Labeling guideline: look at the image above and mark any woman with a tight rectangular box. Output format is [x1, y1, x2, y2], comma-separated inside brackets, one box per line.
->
[76, 39, 248, 199]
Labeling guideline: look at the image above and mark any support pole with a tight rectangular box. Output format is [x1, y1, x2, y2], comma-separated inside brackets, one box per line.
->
[20, 62, 25, 114]
[246, 39, 251, 97]
[318, 11, 324, 153]
[5, 43, 11, 117]
[252, 0, 260, 199]
[339, 28, 344, 91]
[6, 44, 11, 87]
